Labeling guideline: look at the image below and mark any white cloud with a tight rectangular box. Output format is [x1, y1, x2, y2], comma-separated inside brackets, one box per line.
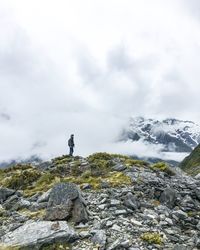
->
[0, 0, 200, 161]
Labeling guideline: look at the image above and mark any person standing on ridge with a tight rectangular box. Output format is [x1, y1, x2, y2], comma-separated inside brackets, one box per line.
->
[68, 134, 75, 156]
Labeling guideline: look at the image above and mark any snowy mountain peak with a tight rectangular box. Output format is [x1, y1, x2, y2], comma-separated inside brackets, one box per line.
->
[120, 117, 200, 152]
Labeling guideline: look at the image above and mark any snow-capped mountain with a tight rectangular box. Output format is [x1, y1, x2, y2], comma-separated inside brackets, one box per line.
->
[120, 117, 200, 152]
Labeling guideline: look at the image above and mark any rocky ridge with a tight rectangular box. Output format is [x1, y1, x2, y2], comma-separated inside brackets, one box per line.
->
[0, 153, 200, 249]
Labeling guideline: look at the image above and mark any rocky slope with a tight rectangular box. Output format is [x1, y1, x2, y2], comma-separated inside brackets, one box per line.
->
[179, 144, 200, 176]
[120, 117, 200, 152]
[0, 153, 200, 250]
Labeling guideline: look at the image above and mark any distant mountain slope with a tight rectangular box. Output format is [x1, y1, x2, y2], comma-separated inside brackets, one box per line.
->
[179, 144, 200, 176]
[120, 117, 200, 152]
[0, 155, 42, 169]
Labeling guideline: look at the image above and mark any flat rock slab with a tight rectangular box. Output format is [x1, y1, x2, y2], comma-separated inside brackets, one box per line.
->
[0, 220, 78, 248]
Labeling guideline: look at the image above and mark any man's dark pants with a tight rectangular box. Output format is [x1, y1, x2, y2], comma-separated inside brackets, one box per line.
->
[69, 147, 74, 156]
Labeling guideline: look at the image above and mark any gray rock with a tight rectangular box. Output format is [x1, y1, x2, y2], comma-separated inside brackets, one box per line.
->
[159, 187, 177, 208]
[100, 181, 110, 189]
[195, 187, 200, 200]
[45, 202, 72, 221]
[114, 210, 127, 215]
[72, 197, 89, 223]
[37, 189, 51, 203]
[196, 221, 200, 231]
[107, 238, 122, 250]
[172, 210, 188, 220]
[173, 244, 189, 250]
[0, 220, 78, 248]
[46, 183, 88, 223]
[111, 224, 121, 231]
[48, 182, 79, 207]
[110, 199, 121, 206]
[3, 195, 20, 210]
[0, 187, 16, 203]
[18, 198, 31, 209]
[123, 192, 140, 210]
[82, 183, 92, 190]
[92, 230, 107, 249]
[112, 164, 127, 171]
[79, 230, 91, 239]
[98, 204, 107, 210]
[194, 173, 200, 180]
[28, 193, 41, 202]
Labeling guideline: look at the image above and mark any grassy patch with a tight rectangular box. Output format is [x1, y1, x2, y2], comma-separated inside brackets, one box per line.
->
[151, 162, 175, 176]
[104, 172, 132, 187]
[124, 158, 149, 167]
[70, 160, 82, 176]
[3, 169, 41, 190]
[141, 232, 163, 245]
[23, 173, 60, 197]
[41, 243, 72, 250]
[87, 152, 114, 177]
[52, 155, 72, 165]
[18, 208, 46, 219]
[63, 171, 132, 189]
[179, 145, 200, 176]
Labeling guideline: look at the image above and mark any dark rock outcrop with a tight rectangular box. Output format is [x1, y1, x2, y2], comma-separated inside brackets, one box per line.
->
[45, 183, 88, 223]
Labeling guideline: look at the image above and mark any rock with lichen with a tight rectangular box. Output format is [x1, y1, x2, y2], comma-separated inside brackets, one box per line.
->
[45, 182, 88, 223]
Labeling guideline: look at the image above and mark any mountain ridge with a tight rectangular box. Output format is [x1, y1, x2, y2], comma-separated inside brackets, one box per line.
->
[179, 144, 200, 176]
[120, 117, 200, 153]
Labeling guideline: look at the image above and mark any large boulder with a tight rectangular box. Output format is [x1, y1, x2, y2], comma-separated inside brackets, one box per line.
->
[0, 220, 78, 249]
[45, 182, 88, 223]
[159, 187, 177, 209]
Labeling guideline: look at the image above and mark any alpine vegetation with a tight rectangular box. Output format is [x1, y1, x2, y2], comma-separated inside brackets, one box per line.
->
[0, 152, 200, 249]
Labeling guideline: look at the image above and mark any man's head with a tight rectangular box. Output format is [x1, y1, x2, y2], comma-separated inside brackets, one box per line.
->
[71, 134, 74, 138]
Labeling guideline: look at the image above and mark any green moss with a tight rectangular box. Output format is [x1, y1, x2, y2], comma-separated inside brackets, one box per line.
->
[63, 171, 131, 189]
[0, 246, 21, 250]
[87, 153, 115, 177]
[81, 170, 92, 179]
[23, 173, 60, 197]
[187, 211, 200, 217]
[70, 160, 82, 176]
[124, 158, 149, 167]
[87, 152, 113, 162]
[110, 153, 129, 160]
[41, 242, 72, 250]
[141, 232, 163, 245]
[50, 165, 69, 177]
[18, 208, 46, 219]
[151, 162, 175, 176]
[0, 207, 7, 218]
[105, 172, 132, 187]
[3, 164, 32, 173]
[179, 144, 200, 175]
[63, 175, 101, 189]
[87, 152, 149, 170]
[0, 244, 72, 250]
[52, 155, 72, 165]
[3, 169, 41, 190]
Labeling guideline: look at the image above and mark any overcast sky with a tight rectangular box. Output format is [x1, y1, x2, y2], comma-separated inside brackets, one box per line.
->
[0, 0, 200, 162]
